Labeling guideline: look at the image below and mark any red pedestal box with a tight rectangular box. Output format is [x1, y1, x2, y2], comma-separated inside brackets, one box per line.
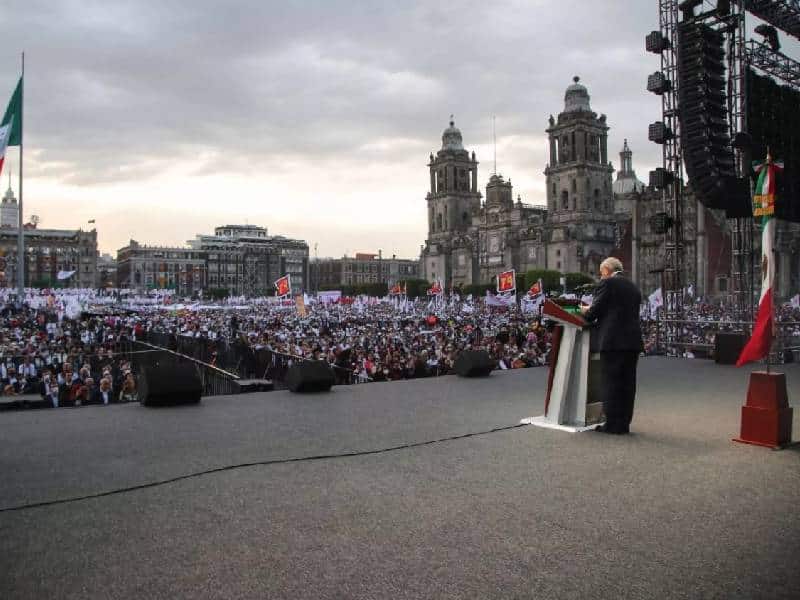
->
[733, 371, 793, 449]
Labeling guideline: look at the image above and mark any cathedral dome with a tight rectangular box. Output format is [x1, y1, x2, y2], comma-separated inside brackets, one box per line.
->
[564, 76, 591, 113]
[441, 118, 464, 151]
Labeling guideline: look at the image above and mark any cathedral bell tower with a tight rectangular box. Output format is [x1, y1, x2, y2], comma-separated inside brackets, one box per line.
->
[544, 77, 615, 275]
[421, 118, 481, 286]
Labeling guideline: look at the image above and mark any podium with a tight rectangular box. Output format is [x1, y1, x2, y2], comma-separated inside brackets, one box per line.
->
[521, 300, 604, 432]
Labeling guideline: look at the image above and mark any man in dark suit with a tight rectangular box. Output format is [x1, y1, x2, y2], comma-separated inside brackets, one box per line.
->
[580, 257, 643, 434]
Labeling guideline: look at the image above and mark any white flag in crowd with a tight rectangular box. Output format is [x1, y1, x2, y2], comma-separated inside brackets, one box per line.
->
[648, 288, 663, 319]
[791, 294, 800, 309]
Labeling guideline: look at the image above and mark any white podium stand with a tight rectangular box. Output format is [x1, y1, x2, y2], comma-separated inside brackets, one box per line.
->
[521, 300, 603, 432]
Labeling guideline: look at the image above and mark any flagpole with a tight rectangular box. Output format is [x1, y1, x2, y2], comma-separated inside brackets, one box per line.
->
[16, 52, 24, 306]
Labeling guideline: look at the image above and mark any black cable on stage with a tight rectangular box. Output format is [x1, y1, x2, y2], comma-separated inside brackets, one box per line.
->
[0, 422, 529, 514]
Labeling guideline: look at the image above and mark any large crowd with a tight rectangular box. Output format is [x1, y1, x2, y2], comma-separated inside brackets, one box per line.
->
[0, 287, 798, 408]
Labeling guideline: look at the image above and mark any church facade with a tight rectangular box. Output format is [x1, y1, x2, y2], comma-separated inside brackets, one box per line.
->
[421, 78, 617, 288]
[420, 77, 735, 297]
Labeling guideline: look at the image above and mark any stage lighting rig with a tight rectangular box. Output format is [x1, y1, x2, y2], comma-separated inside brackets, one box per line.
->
[746, 39, 800, 84]
[647, 71, 672, 94]
[649, 168, 675, 190]
[650, 212, 674, 235]
[646, 31, 670, 53]
[648, 121, 674, 144]
[679, 0, 703, 19]
[745, 0, 800, 42]
[755, 24, 781, 52]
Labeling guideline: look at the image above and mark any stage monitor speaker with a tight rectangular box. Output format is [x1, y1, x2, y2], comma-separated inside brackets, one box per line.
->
[139, 361, 202, 406]
[715, 332, 747, 365]
[286, 360, 335, 393]
[454, 350, 494, 377]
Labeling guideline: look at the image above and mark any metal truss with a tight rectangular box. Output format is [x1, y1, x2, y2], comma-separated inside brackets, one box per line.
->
[657, 0, 686, 350]
[745, 0, 800, 41]
[745, 39, 800, 86]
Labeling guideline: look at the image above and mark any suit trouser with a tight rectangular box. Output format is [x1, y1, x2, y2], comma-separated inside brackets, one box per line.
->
[600, 351, 639, 431]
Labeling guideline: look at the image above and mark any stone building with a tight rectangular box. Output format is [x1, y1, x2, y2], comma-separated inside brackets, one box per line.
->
[1, 184, 19, 228]
[0, 184, 97, 288]
[117, 224, 308, 295]
[312, 252, 419, 290]
[116, 240, 206, 294]
[609, 141, 732, 297]
[187, 225, 308, 296]
[543, 76, 617, 275]
[421, 77, 616, 288]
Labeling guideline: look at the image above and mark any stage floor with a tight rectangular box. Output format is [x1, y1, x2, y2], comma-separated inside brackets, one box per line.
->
[1, 358, 799, 599]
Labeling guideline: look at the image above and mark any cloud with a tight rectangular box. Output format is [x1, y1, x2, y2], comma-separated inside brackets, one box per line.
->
[0, 0, 674, 256]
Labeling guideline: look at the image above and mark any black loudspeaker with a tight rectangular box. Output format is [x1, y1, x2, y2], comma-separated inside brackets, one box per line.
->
[286, 360, 335, 393]
[139, 361, 202, 406]
[715, 332, 747, 365]
[454, 350, 494, 377]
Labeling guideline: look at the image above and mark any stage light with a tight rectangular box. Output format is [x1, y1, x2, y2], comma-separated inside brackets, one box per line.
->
[649, 168, 675, 189]
[648, 122, 674, 144]
[754, 24, 781, 52]
[731, 132, 752, 149]
[646, 31, 669, 53]
[647, 72, 672, 95]
[679, 0, 703, 19]
[650, 212, 673, 235]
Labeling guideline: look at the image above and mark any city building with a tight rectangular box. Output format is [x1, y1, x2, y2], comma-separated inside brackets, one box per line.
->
[312, 252, 419, 290]
[1, 183, 19, 228]
[96, 253, 117, 288]
[116, 240, 206, 293]
[0, 185, 98, 288]
[420, 77, 747, 298]
[421, 78, 615, 287]
[188, 225, 308, 295]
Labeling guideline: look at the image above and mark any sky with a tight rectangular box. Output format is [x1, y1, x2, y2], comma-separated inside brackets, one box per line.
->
[0, 0, 757, 258]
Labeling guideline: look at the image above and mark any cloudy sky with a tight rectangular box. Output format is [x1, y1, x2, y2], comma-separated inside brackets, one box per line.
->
[0, 1, 718, 257]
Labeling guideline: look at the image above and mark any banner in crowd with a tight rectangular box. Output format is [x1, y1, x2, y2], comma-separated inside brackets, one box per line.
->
[485, 290, 515, 308]
[427, 280, 443, 296]
[527, 279, 543, 297]
[318, 290, 341, 304]
[295, 294, 307, 316]
[497, 270, 515, 293]
[791, 294, 800, 310]
[274, 275, 291, 298]
[648, 287, 663, 311]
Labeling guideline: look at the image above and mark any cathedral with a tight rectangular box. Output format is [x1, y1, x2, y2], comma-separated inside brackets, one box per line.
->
[420, 77, 736, 297]
[421, 77, 617, 288]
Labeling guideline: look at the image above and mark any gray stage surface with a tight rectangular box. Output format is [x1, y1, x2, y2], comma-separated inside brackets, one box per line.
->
[1, 357, 799, 599]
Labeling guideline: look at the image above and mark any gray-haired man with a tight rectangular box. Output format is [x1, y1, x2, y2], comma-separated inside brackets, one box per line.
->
[580, 257, 643, 434]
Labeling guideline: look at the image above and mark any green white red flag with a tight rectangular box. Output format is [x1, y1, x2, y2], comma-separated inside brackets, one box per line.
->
[736, 153, 783, 367]
[0, 117, 12, 177]
[0, 77, 22, 178]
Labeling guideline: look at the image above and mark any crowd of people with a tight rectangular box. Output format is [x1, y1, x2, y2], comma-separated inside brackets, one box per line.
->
[0, 287, 798, 408]
[640, 300, 800, 358]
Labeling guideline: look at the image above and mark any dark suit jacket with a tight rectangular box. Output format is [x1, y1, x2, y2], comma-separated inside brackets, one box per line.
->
[584, 273, 643, 353]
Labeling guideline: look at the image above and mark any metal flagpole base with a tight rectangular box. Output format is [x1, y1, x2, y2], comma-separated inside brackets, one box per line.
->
[520, 415, 601, 433]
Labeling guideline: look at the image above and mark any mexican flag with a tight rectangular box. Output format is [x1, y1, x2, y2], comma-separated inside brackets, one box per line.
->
[0, 117, 12, 177]
[0, 77, 22, 177]
[736, 154, 783, 367]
